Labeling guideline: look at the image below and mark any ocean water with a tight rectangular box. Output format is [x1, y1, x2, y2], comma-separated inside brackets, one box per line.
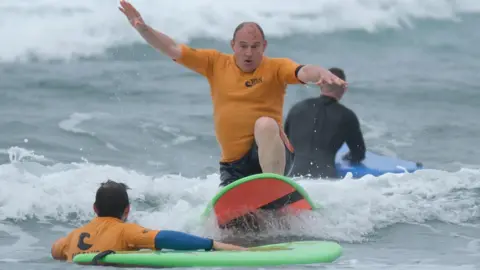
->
[1, 0, 480, 269]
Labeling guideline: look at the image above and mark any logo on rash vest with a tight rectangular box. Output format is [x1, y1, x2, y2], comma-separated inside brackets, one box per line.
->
[245, 77, 263, 88]
[77, 232, 93, 250]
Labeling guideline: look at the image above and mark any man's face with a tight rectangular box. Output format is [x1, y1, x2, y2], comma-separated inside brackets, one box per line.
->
[230, 24, 267, 73]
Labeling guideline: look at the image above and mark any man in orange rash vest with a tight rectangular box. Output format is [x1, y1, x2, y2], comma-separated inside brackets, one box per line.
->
[119, 0, 347, 187]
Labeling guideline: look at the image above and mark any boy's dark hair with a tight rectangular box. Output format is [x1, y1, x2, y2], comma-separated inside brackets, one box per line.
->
[329, 67, 346, 81]
[94, 180, 130, 219]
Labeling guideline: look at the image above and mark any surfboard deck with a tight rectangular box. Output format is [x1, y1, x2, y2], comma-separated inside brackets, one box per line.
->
[201, 173, 317, 230]
[335, 143, 423, 178]
[72, 240, 343, 267]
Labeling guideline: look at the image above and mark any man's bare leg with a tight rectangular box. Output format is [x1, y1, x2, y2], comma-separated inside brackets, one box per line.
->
[254, 117, 285, 175]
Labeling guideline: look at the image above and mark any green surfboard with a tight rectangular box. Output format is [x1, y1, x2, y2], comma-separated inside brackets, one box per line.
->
[72, 240, 343, 267]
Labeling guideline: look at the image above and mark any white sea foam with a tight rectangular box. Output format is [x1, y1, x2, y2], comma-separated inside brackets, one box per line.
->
[0, 146, 478, 244]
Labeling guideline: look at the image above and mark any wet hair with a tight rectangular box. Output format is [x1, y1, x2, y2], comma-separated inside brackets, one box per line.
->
[321, 67, 347, 99]
[328, 67, 346, 81]
[94, 180, 130, 219]
[232, 22, 265, 40]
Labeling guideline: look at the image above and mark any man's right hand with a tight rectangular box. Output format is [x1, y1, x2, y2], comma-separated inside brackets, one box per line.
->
[119, 0, 146, 31]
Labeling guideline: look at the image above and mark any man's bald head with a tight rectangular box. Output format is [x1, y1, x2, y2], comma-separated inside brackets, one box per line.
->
[230, 21, 267, 73]
[232, 22, 265, 41]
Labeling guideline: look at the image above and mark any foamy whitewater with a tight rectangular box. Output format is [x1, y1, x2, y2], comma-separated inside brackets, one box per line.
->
[1, 0, 479, 269]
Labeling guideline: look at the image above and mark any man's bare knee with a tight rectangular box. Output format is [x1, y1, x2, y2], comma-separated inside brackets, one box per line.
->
[254, 117, 279, 139]
[253, 117, 285, 174]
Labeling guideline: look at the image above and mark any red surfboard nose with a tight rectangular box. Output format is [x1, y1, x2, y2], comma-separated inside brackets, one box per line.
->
[213, 177, 312, 227]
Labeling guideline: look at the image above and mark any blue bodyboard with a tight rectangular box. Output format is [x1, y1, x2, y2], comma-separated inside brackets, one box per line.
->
[335, 144, 423, 178]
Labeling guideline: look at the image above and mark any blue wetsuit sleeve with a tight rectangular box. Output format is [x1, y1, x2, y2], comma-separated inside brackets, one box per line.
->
[154, 230, 214, 251]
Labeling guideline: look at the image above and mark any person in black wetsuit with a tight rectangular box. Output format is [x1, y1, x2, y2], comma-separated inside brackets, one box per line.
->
[284, 67, 366, 179]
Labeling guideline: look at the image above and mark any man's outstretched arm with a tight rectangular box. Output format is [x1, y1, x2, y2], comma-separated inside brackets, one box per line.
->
[119, 0, 219, 77]
[119, 0, 181, 60]
[136, 24, 182, 60]
[276, 59, 347, 88]
[297, 65, 347, 87]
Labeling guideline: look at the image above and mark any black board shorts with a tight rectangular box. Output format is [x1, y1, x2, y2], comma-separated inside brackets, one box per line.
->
[219, 139, 295, 187]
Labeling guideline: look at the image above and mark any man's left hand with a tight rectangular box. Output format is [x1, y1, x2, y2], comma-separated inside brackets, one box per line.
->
[315, 69, 347, 88]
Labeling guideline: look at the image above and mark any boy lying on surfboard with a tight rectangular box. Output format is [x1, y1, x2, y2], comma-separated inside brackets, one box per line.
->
[51, 180, 247, 262]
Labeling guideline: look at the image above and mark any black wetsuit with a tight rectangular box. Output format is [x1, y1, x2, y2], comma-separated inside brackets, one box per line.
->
[284, 95, 366, 179]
